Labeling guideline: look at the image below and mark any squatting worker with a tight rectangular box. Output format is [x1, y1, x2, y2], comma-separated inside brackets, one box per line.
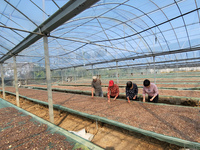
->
[126, 81, 138, 103]
[91, 76, 103, 97]
[107, 80, 119, 103]
[143, 79, 159, 103]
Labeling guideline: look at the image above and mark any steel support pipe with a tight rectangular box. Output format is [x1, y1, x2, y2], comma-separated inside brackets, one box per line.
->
[1, 64, 5, 99]
[43, 35, 54, 123]
[13, 56, 20, 107]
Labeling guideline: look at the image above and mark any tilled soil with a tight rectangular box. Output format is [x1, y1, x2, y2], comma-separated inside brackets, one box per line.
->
[0, 93, 181, 150]
[1, 87, 200, 144]
[26, 84, 200, 98]
[54, 82, 200, 88]
[0, 107, 76, 150]
[60, 77, 200, 86]
[61, 83, 200, 88]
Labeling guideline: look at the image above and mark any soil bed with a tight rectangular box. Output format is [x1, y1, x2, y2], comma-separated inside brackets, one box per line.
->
[0, 93, 181, 150]
[1, 87, 200, 144]
[0, 107, 79, 149]
[26, 84, 200, 98]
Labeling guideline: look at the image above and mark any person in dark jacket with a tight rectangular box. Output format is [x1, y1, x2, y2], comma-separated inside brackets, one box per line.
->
[126, 81, 138, 103]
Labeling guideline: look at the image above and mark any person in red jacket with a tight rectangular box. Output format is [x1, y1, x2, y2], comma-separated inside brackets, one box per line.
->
[107, 80, 119, 103]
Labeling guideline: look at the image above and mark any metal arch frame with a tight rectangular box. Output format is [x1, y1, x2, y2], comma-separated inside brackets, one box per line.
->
[72, 19, 140, 58]
[44, 4, 135, 63]
[49, 1, 130, 44]
[0, 22, 24, 39]
[52, 0, 61, 9]
[85, 56, 200, 70]
[0, 12, 27, 31]
[92, 7, 200, 43]
[51, 46, 200, 70]
[96, 18, 119, 59]
[1, 23, 198, 71]
[85, 2, 198, 64]
[63, 20, 200, 53]
[43, 19, 120, 63]
[61, 7, 154, 56]
[55, 18, 141, 57]
[48, 34, 145, 55]
[0, 34, 16, 46]
[14, 26, 140, 68]
[4, 0, 39, 27]
[173, 0, 191, 63]
[0, 0, 199, 71]
[107, 61, 200, 70]
[195, 0, 200, 23]
[149, 0, 180, 62]
[51, 39, 92, 66]
[1, 1, 101, 63]
[194, 0, 200, 57]
[174, 0, 191, 48]
[51, 11, 178, 60]
[29, 0, 49, 17]
[0, 0, 100, 63]
[0, 45, 10, 52]
[50, 16, 151, 57]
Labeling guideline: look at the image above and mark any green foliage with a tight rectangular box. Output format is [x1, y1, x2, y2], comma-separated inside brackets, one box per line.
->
[34, 71, 45, 79]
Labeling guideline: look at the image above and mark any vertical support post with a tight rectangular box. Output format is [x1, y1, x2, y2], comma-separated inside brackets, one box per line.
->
[1, 64, 5, 99]
[91, 65, 94, 77]
[146, 67, 148, 75]
[153, 56, 156, 84]
[65, 69, 67, 82]
[43, 35, 54, 123]
[176, 64, 178, 77]
[33, 67, 35, 79]
[74, 67, 76, 83]
[116, 61, 119, 84]
[13, 56, 20, 107]
[61, 69, 63, 84]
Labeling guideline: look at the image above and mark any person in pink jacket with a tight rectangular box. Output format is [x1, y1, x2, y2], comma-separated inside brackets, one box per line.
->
[142, 79, 159, 103]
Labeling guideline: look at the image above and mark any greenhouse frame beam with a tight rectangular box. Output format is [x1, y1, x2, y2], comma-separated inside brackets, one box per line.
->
[86, 46, 200, 66]
[86, 57, 200, 70]
[108, 61, 200, 70]
[52, 46, 200, 70]
[0, 0, 99, 63]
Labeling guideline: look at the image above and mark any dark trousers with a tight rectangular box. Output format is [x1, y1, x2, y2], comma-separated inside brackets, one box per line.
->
[110, 95, 119, 99]
[126, 96, 138, 101]
[148, 95, 159, 103]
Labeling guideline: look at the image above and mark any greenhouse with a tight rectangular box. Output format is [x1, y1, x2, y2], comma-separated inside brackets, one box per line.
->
[0, 0, 200, 149]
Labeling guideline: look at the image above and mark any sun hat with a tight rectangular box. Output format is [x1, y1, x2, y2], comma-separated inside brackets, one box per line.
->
[92, 76, 97, 79]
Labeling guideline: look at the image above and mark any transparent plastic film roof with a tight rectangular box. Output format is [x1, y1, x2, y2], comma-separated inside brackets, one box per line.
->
[0, 0, 200, 70]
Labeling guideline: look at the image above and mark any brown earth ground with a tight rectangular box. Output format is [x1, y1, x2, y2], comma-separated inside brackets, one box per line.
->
[25, 84, 200, 98]
[0, 92, 183, 150]
[1, 87, 199, 144]
[59, 77, 200, 86]
[61, 82, 200, 88]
